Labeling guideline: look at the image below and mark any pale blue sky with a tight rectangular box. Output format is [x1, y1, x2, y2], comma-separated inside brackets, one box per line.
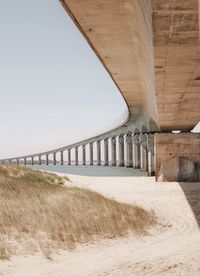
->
[0, 1, 199, 159]
[0, 0, 128, 158]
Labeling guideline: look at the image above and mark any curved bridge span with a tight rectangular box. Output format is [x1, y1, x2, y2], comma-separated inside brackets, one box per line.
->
[0, 130, 155, 177]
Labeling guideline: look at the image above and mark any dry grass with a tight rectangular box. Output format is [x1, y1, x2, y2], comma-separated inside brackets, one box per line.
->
[0, 165, 156, 259]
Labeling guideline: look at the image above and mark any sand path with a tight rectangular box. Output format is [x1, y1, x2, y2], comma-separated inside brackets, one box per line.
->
[0, 175, 200, 275]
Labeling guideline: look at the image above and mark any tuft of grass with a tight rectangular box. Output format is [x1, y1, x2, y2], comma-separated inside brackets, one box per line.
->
[0, 165, 156, 259]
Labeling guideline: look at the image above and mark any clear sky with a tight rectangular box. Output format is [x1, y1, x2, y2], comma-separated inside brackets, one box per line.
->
[0, 0, 128, 158]
[0, 1, 199, 159]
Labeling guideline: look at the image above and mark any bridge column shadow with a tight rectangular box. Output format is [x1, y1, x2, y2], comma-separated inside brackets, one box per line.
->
[179, 182, 200, 228]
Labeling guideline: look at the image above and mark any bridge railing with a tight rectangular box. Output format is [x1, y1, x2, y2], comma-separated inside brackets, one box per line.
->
[0, 132, 155, 176]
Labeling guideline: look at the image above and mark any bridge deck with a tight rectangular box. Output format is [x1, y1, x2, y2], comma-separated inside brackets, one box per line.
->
[60, 0, 200, 131]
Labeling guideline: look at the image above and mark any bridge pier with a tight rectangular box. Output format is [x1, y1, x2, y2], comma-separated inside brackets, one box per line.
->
[111, 137, 116, 166]
[46, 154, 49, 165]
[53, 153, 56, 165]
[68, 149, 71, 165]
[133, 134, 140, 169]
[104, 139, 109, 166]
[155, 133, 200, 182]
[118, 135, 124, 167]
[75, 147, 78, 165]
[89, 143, 93, 165]
[82, 145, 86, 165]
[97, 141, 101, 166]
[147, 134, 154, 176]
[126, 132, 133, 167]
[24, 158, 26, 166]
[39, 155, 42, 165]
[31, 157, 34, 165]
[140, 134, 147, 171]
[60, 151, 64, 165]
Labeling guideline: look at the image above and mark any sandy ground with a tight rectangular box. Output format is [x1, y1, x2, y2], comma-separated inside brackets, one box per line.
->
[0, 174, 200, 276]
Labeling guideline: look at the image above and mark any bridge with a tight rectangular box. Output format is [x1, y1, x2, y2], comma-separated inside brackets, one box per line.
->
[1, 0, 200, 181]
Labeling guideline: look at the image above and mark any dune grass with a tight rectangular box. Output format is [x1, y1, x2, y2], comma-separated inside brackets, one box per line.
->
[0, 165, 156, 259]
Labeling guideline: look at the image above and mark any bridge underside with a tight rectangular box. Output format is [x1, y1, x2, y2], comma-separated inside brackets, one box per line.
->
[60, 0, 200, 132]
[153, 0, 200, 131]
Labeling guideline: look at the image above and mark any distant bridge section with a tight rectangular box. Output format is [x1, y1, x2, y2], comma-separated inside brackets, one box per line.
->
[0, 131, 155, 177]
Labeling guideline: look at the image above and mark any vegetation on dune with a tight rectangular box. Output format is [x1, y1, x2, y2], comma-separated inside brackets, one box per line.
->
[0, 166, 156, 259]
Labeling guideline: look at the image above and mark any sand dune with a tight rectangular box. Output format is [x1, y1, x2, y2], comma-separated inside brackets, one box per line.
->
[0, 175, 200, 275]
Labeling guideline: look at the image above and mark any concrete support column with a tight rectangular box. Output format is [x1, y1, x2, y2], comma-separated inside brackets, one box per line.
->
[104, 139, 109, 166]
[31, 157, 34, 165]
[97, 141, 101, 166]
[16, 159, 19, 165]
[53, 153, 56, 165]
[9, 160, 12, 165]
[68, 149, 71, 165]
[24, 158, 27, 166]
[126, 133, 133, 167]
[89, 143, 93, 165]
[111, 137, 116, 166]
[60, 151, 64, 165]
[46, 154, 49, 165]
[75, 147, 78, 165]
[118, 135, 124, 167]
[82, 145, 86, 166]
[133, 134, 140, 169]
[39, 155, 42, 165]
[82, 145, 86, 165]
[155, 133, 200, 182]
[147, 134, 155, 176]
[140, 134, 148, 171]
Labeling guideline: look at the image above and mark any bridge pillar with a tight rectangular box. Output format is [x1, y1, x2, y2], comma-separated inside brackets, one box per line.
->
[140, 134, 147, 171]
[97, 141, 101, 166]
[39, 155, 42, 165]
[53, 153, 56, 165]
[111, 137, 116, 166]
[126, 133, 133, 167]
[104, 139, 109, 166]
[60, 151, 64, 165]
[133, 134, 140, 169]
[31, 157, 34, 165]
[82, 145, 86, 165]
[118, 135, 124, 167]
[46, 154, 49, 165]
[155, 133, 200, 182]
[75, 147, 78, 165]
[24, 158, 27, 166]
[68, 149, 71, 165]
[16, 159, 19, 165]
[89, 143, 93, 165]
[147, 134, 155, 176]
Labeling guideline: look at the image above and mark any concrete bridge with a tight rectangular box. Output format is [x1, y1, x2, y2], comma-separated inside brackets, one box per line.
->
[1, 0, 200, 181]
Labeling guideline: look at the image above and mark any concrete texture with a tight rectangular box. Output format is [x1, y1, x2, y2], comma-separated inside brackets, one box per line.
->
[153, 0, 200, 131]
[155, 133, 200, 181]
[60, 0, 159, 130]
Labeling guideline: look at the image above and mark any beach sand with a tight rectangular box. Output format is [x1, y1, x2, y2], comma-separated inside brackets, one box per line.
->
[0, 174, 200, 275]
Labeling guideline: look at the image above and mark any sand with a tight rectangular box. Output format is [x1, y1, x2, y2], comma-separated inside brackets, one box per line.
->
[0, 174, 200, 275]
